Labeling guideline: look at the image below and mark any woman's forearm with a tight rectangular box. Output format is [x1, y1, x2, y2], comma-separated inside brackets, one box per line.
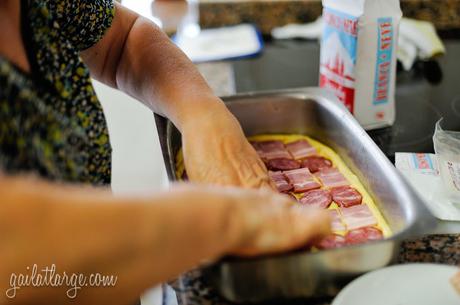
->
[82, 4, 225, 132]
[81, 4, 276, 189]
[0, 177, 240, 305]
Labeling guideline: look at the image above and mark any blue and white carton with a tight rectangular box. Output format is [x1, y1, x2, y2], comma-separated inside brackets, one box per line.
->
[320, 0, 402, 130]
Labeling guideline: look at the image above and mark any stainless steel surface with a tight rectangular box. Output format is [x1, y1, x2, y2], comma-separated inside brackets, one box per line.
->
[155, 87, 436, 303]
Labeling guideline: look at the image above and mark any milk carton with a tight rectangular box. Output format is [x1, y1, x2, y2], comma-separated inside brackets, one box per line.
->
[320, 0, 402, 130]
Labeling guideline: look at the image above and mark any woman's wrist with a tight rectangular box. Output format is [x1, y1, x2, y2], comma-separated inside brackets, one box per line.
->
[156, 186, 250, 258]
[177, 96, 236, 135]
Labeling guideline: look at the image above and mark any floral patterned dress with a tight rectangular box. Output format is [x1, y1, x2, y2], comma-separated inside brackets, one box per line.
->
[0, 0, 115, 185]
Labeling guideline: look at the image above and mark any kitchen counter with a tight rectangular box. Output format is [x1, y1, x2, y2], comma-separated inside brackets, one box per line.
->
[199, 0, 460, 35]
[122, 0, 460, 36]
[168, 39, 460, 304]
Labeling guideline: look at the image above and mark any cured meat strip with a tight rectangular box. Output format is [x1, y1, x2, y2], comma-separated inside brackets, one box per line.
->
[316, 234, 346, 250]
[254, 140, 292, 160]
[257, 140, 284, 150]
[340, 205, 377, 230]
[269, 171, 292, 193]
[329, 209, 346, 231]
[284, 168, 321, 193]
[301, 156, 333, 173]
[315, 168, 349, 188]
[267, 158, 300, 171]
[345, 227, 383, 245]
[299, 189, 332, 209]
[331, 186, 363, 207]
[286, 140, 317, 159]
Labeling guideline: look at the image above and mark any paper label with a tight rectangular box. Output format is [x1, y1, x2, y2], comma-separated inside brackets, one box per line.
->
[319, 7, 358, 113]
[395, 153, 438, 175]
[373, 18, 395, 105]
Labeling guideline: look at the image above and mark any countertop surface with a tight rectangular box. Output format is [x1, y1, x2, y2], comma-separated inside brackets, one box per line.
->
[199, 0, 460, 35]
[122, 0, 460, 36]
[170, 39, 460, 305]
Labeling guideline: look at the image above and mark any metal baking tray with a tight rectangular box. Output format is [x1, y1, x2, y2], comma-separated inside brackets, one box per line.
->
[155, 87, 435, 303]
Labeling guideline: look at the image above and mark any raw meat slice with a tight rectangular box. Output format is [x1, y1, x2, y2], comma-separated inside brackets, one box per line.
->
[345, 227, 383, 245]
[269, 171, 292, 193]
[329, 209, 346, 231]
[340, 205, 377, 230]
[286, 140, 317, 159]
[284, 168, 321, 193]
[255, 141, 292, 160]
[267, 158, 300, 171]
[331, 186, 363, 207]
[300, 156, 333, 173]
[316, 234, 346, 250]
[299, 189, 332, 209]
[256, 140, 284, 150]
[315, 168, 349, 188]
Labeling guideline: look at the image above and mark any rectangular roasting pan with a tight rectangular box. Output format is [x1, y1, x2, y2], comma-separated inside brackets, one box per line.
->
[155, 87, 435, 303]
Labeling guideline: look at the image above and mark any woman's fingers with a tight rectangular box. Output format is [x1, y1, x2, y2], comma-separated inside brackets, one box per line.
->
[172, 185, 331, 258]
[231, 191, 331, 256]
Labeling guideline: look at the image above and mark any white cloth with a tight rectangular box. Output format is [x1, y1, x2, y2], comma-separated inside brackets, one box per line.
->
[175, 24, 263, 63]
[272, 17, 446, 71]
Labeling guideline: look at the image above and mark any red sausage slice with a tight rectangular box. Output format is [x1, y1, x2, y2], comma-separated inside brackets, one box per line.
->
[331, 186, 363, 207]
[345, 227, 383, 245]
[267, 158, 300, 171]
[299, 189, 332, 209]
[300, 156, 333, 173]
[316, 234, 346, 250]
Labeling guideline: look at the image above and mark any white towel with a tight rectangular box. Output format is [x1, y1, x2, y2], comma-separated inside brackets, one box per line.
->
[174, 24, 263, 63]
[272, 17, 446, 71]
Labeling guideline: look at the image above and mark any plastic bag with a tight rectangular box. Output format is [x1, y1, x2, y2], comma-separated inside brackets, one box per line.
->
[433, 119, 460, 203]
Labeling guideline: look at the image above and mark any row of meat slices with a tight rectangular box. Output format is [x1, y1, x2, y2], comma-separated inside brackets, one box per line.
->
[316, 227, 383, 250]
[329, 205, 378, 231]
[317, 207, 383, 249]
[269, 168, 362, 208]
[253, 139, 384, 248]
[252, 139, 317, 161]
[253, 140, 335, 173]
[269, 167, 350, 193]
[299, 186, 363, 208]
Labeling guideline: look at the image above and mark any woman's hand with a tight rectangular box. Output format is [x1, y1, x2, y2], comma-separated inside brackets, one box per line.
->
[172, 184, 331, 257]
[220, 188, 331, 256]
[181, 100, 272, 189]
[226, 187, 331, 256]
